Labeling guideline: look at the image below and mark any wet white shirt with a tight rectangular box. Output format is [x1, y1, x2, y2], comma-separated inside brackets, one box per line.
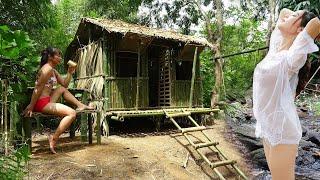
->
[253, 27, 319, 146]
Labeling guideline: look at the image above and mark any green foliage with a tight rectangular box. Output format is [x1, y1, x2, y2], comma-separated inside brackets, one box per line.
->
[84, 0, 143, 23]
[200, 50, 215, 107]
[37, 0, 144, 54]
[200, 8, 266, 106]
[239, 0, 269, 20]
[222, 8, 266, 100]
[141, 0, 203, 35]
[0, 0, 56, 33]
[296, 93, 320, 116]
[0, 0, 57, 52]
[279, 0, 320, 15]
[38, 0, 86, 53]
[0, 144, 30, 180]
[0, 25, 38, 103]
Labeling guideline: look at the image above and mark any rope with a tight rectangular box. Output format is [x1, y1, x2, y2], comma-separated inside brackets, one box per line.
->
[213, 46, 268, 60]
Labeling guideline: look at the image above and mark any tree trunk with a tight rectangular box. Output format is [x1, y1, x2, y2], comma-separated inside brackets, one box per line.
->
[211, 0, 224, 108]
[266, 0, 276, 47]
[193, 0, 224, 107]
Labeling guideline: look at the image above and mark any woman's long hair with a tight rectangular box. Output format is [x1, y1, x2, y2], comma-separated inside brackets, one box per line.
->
[296, 11, 317, 97]
[40, 47, 62, 68]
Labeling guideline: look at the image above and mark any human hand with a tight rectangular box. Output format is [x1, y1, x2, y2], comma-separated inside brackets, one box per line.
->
[68, 66, 76, 74]
[23, 104, 34, 117]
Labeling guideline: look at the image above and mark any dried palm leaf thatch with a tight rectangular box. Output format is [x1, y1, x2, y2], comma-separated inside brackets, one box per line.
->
[76, 40, 104, 99]
[75, 40, 108, 134]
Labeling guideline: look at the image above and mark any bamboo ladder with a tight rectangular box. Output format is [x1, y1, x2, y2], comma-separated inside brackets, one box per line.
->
[163, 109, 248, 179]
[158, 49, 171, 106]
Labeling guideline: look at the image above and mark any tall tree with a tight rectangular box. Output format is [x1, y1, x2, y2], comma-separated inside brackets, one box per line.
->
[211, 0, 224, 106]
[0, 0, 56, 46]
[266, 0, 276, 47]
[84, 0, 144, 23]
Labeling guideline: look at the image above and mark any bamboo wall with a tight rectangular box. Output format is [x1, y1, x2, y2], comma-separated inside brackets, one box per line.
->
[171, 80, 203, 107]
[103, 33, 149, 109]
[106, 78, 149, 108]
[101, 32, 204, 109]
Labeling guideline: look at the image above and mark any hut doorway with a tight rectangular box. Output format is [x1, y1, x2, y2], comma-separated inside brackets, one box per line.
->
[148, 46, 161, 107]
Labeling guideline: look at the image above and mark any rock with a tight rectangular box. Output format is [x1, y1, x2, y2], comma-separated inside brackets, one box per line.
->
[306, 131, 320, 146]
[302, 126, 308, 138]
[299, 139, 317, 149]
[297, 149, 316, 166]
[251, 170, 272, 180]
[297, 107, 309, 118]
[296, 166, 320, 180]
[233, 124, 262, 151]
[237, 136, 263, 151]
[311, 161, 320, 170]
[249, 148, 268, 169]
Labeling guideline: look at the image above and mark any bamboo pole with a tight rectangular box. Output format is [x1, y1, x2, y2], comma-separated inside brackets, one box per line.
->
[136, 40, 141, 110]
[1, 80, 3, 133]
[9, 101, 17, 143]
[3, 79, 8, 155]
[189, 47, 198, 108]
[96, 112, 101, 144]
[80, 92, 88, 142]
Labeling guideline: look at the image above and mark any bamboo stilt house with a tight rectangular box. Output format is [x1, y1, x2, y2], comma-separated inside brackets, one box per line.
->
[65, 18, 215, 121]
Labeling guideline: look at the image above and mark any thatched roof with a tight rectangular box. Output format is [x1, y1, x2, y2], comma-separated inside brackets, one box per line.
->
[64, 17, 212, 63]
[81, 17, 213, 47]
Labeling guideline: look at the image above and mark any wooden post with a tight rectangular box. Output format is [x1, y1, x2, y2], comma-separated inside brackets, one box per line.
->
[2, 79, 9, 155]
[1, 80, 3, 133]
[80, 92, 88, 141]
[69, 117, 77, 138]
[189, 47, 198, 108]
[9, 101, 18, 143]
[136, 40, 141, 110]
[96, 111, 101, 144]
[102, 39, 109, 110]
[22, 117, 32, 152]
[88, 114, 92, 144]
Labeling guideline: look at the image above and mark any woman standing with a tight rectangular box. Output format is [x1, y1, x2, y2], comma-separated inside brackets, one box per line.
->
[24, 47, 94, 154]
[253, 9, 320, 179]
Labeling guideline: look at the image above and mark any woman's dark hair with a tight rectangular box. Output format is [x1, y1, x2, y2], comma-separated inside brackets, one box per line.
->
[40, 47, 62, 68]
[296, 11, 317, 97]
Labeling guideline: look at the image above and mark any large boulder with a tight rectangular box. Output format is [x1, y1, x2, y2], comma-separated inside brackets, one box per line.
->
[249, 148, 268, 169]
[233, 124, 262, 151]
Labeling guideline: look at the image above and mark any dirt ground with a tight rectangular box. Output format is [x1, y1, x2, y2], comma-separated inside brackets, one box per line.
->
[24, 119, 253, 180]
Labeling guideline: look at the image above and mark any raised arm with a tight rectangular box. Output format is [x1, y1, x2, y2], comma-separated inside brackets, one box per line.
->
[305, 17, 320, 39]
[54, 68, 73, 88]
[286, 17, 320, 74]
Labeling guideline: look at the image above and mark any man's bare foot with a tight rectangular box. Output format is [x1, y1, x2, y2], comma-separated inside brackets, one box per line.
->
[76, 104, 95, 111]
[48, 135, 57, 154]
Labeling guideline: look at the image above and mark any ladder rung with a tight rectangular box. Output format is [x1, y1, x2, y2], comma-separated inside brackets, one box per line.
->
[167, 112, 191, 118]
[195, 142, 219, 149]
[181, 126, 206, 133]
[210, 160, 237, 168]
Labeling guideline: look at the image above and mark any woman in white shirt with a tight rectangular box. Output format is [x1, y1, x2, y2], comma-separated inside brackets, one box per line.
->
[253, 9, 320, 180]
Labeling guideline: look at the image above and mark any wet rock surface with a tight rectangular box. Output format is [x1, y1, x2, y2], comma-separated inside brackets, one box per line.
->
[225, 102, 320, 180]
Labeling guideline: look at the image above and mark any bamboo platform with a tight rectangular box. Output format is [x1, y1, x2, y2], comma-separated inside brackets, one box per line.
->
[107, 107, 219, 121]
